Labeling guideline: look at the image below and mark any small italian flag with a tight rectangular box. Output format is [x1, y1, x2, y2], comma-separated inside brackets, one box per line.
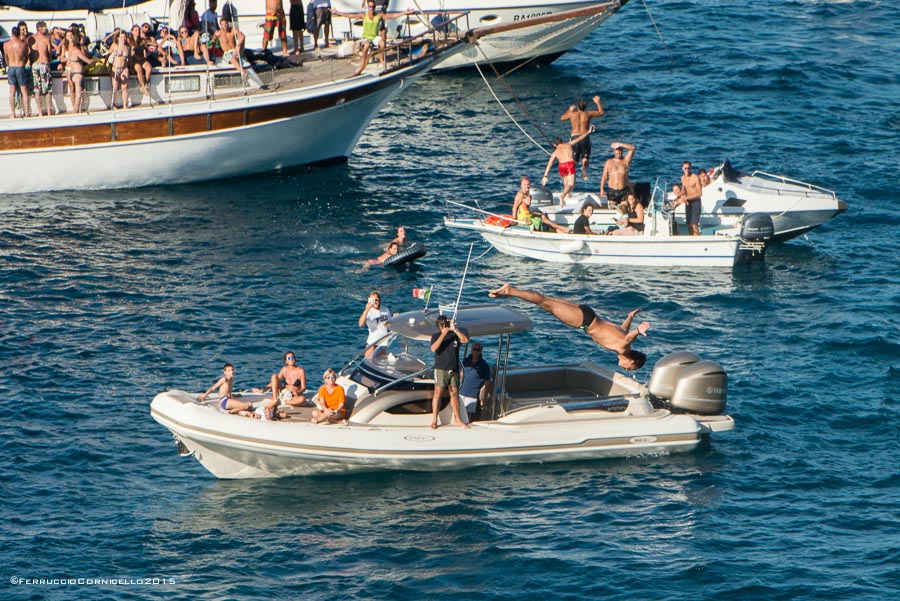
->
[412, 286, 432, 302]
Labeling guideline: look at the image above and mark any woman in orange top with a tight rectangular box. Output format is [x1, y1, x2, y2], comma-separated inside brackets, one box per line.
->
[311, 369, 347, 424]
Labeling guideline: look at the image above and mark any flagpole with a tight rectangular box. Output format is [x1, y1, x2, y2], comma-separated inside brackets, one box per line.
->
[452, 243, 474, 322]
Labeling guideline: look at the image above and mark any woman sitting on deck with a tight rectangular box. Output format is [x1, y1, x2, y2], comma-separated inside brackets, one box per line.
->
[311, 369, 348, 424]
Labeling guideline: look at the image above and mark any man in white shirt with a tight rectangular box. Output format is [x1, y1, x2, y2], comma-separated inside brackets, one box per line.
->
[359, 291, 391, 357]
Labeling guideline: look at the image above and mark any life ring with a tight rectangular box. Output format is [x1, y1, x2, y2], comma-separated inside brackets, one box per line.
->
[381, 242, 428, 267]
[485, 214, 516, 227]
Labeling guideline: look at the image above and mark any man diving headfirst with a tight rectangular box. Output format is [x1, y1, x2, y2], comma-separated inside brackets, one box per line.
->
[488, 284, 650, 370]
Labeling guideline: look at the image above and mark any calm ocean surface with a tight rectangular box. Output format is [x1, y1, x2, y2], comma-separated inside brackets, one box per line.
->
[2, 1, 898, 599]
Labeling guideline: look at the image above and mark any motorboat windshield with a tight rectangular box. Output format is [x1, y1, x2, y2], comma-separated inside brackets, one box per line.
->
[345, 304, 533, 394]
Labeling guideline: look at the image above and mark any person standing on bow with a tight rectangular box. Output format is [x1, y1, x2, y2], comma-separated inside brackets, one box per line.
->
[560, 96, 604, 181]
[430, 315, 470, 429]
[359, 291, 391, 357]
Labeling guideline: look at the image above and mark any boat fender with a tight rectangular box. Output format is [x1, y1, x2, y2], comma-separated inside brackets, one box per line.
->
[485, 214, 516, 227]
[381, 242, 428, 267]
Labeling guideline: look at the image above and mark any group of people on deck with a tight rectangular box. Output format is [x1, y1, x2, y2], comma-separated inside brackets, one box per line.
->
[197, 276, 650, 428]
[522, 94, 717, 236]
[2, 11, 244, 117]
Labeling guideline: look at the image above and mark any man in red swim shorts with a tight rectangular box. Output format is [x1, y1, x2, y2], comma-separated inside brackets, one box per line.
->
[541, 126, 594, 204]
[262, 0, 289, 56]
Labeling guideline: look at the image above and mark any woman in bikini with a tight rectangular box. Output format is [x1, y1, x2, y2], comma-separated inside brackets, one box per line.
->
[62, 31, 96, 113]
[110, 30, 132, 108]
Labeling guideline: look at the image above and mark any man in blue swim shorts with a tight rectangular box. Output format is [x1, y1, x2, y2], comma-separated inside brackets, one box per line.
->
[4, 25, 32, 118]
[489, 283, 650, 371]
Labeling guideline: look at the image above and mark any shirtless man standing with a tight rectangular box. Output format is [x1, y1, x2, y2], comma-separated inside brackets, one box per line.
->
[560, 96, 604, 181]
[489, 284, 650, 371]
[262, 0, 289, 56]
[4, 26, 31, 118]
[680, 161, 703, 236]
[600, 141, 635, 205]
[30, 21, 53, 117]
[541, 126, 595, 204]
[214, 17, 246, 77]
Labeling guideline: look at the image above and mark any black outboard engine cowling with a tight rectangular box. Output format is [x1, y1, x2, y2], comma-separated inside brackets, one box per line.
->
[738, 212, 774, 262]
[529, 185, 554, 207]
[741, 212, 775, 242]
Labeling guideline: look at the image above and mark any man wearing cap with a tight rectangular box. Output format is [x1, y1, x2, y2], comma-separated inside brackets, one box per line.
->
[459, 342, 492, 422]
[560, 95, 604, 181]
[600, 141, 635, 205]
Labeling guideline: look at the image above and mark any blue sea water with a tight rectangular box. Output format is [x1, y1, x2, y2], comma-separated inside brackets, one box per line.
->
[2, 1, 899, 599]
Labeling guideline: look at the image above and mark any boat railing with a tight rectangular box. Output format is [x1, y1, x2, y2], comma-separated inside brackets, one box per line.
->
[332, 10, 470, 76]
[745, 171, 838, 199]
[648, 176, 675, 236]
[372, 366, 434, 397]
[500, 393, 644, 417]
[443, 198, 527, 225]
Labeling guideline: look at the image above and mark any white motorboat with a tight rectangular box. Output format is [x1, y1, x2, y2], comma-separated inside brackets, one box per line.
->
[539, 159, 848, 242]
[0, 14, 469, 193]
[443, 191, 774, 267]
[1, 0, 628, 70]
[151, 304, 735, 478]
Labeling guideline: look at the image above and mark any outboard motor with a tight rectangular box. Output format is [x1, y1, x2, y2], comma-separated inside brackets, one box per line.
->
[738, 212, 774, 261]
[529, 185, 554, 207]
[648, 351, 728, 415]
[669, 361, 728, 415]
[648, 351, 701, 400]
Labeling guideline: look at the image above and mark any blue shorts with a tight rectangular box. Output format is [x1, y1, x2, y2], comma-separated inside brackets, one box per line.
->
[219, 396, 230, 410]
[6, 66, 28, 87]
[685, 198, 702, 225]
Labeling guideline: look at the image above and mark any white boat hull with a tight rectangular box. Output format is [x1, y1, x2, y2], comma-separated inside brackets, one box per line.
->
[445, 218, 743, 267]
[0, 59, 438, 193]
[541, 160, 847, 242]
[150, 307, 735, 479]
[151, 389, 706, 478]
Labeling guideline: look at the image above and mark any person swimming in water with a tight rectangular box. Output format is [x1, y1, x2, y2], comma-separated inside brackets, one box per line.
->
[488, 284, 650, 370]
